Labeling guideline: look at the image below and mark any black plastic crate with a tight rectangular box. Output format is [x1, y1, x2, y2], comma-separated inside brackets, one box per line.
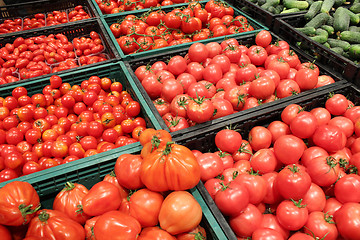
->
[273, 14, 360, 83]
[172, 81, 360, 239]
[233, 0, 306, 29]
[0, 0, 97, 19]
[124, 31, 348, 136]
[0, 18, 119, 87]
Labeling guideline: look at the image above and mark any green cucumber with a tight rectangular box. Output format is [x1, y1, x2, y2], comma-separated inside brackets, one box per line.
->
[334, 7, 350, 32]
[275, 5, 284, 13]
[306, 0, 314, 5]
[327, 15, 334, 25]
[321, 25, 335, 35]
[349, 26, 360, 32]
[323, 42, 331, 48]
[343, 8, 360, 25]
[284, 0, 309, 9]
[261, 0, 280, 9]
[342, 52, 350, 58]
[281, 7, 301, 13]
[321, 0, 335, 13]
[330, 47, 344, 55]
[334, 0, 345, 7]
[310, 28, 329, 43]
[349, 44, 360, 60]
[267, 6, 278, 13]
[304, 1, 323, 21]
[350, 2, 360, 13]
[310, 34, 328, 43]
[305, 12, 330, 28]
[327, 38, 351, 50]
[340, 31, 360, 43]
[295, 26, 317, 35]
[257, 0, 266, 5]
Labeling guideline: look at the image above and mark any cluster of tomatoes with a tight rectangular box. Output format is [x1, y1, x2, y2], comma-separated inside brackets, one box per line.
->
[0, 31, 108, 84]
[0, 6, 90, 35]
[111, 0, 254, 55]
[0, 74, 147, 182]
[194, 92, 360, 239]
[134, 30, 336, 132]
[95, 0, 189, 14]
[0, 18, 22, 34]
[0, 129, 206, 239]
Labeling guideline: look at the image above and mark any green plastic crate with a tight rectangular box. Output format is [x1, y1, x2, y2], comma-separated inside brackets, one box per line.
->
[102, 0, 268, 60]
[90, 0, 201, 17]
[124, 31, 349, 135]
[0, 141, 228, 239]
[0, 18, 120, 87]
[0, 60, 164, 183]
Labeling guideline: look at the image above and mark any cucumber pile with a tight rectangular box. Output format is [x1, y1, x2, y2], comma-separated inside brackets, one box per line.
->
[296, 0, 360, 62]
[245, 0, 311, 14]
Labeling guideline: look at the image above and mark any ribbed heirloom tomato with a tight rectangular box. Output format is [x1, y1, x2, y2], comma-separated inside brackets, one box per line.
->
[140, 142, 200, 192]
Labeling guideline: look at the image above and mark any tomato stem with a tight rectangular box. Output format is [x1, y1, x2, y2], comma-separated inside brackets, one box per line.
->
[109, 170, 116, 177]
[38, 210, 50, 223]
[63, 182, 75, 191]
[290, 199, 307, 208]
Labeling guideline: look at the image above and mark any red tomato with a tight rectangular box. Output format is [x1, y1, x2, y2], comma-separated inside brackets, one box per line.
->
[82, 181, 122, 216]
[229, 204, 263, 237]
[302, 183, 326, 213]
[255, 30, 272, 48]
[334, 203, 360, 240]
[214, 181, 249, 216]
[215, 129, 242, 154]
[0, 181, 40, 226]
[248, 126, 272, 151]
[115, 154, 144, 190]
[304, 211, 338, 240]
[94, 211, 141, 240]
[141, 143, 200, 192]
[52, 182, 90, 225]
[128, 188, 163, 227]
[25, 209, 85, 239]
[234, 171, 267, 205]
[334, 174, 360, 203]
[159, 191, 202, 235]
[275, 164, 311, 200]
[290, 111, 317, 139]
[196, 152, 224, 182]
[312, 125, 346, 153]
[276, 199, 308, 231]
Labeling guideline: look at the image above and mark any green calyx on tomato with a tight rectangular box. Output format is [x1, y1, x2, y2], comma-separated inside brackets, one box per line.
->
[19, 203, 41, 224]
[161, 141, 175, 157]
[38, 210, 50, 223]
[290, 199, 307, 209]
[63, 182, 76, 191]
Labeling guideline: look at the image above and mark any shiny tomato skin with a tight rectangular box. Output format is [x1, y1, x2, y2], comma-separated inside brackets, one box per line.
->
[128, 188, 164, 227]
[215, 181, 249, 216]
[0, 181, 40, 226]
[94, 211, 141, 240]
[82, 181, 122, 217]
[25, 209, 85, 239]
[53, 182, 90, 225]
[159, 191, 202, 235]
[334, 203, 360, 240]
[276, 199, 308, 231]
[275, 164, 311, 200]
